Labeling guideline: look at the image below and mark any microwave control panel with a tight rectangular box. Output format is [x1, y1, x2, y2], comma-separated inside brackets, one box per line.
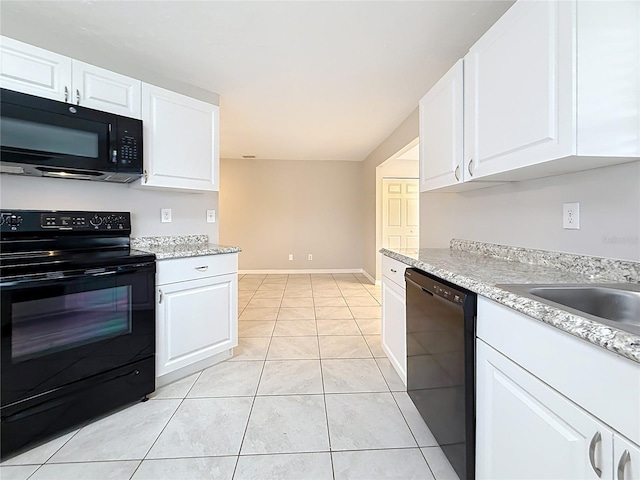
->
[119, 135, 139, 165]
[115, 117, 143, 168]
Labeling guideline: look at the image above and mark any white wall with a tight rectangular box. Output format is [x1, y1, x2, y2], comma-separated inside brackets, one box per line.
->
[0, 175, 219, 240]
[361, 108, 420, 279]
[220, 158, 363, 271]
[420, 162, 640, 261]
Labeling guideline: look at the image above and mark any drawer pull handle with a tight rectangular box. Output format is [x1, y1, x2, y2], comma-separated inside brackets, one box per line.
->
[617, 449, 630, 480]
[196, 266, 209, 271]
[158, 289, 163, 304]
[390, 269, 397, 273]
[468, 159, 474, 177]
[589, 431, 602, 477]
[454, 165, 460, 182]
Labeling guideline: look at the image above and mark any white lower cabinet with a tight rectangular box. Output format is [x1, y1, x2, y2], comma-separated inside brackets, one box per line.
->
[615, 435, 640, 480]
[477, 340, 614, 479]
[156, 254, 238, 386]
[477, 297, 640, 479]
[381, 255, 408, 385]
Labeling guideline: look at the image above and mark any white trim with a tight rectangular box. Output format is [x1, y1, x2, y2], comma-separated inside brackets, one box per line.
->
[361, 269, 376, 284]
[239, 268, 365, 275]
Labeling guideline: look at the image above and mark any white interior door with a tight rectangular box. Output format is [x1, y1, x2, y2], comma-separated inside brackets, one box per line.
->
[382, 178, 419, 250]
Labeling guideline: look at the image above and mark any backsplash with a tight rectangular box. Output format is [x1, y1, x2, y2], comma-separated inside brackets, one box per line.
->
[451, 239, 640, 283]
[131, 235, 209, 249]
[0, 175, 219, 239]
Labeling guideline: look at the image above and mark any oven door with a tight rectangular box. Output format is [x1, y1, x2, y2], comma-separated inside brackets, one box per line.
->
[0, 91, 117, 176]
[1, 261, 155, 408]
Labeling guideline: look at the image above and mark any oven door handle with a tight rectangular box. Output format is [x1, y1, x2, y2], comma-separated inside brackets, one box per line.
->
[1, 262, 155, 288]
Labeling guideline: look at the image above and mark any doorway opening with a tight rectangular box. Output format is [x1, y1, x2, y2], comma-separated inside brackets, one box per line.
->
[375, 138, 419, 283]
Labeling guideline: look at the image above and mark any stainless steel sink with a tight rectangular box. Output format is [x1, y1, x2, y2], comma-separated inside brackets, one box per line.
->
[497, 283, 640, 335]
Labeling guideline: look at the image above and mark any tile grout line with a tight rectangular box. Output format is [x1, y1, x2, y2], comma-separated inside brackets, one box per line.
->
[232, 274, 273, 479]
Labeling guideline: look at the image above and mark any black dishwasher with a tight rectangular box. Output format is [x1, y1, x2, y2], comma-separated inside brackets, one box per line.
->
[405, 268, 476, 480]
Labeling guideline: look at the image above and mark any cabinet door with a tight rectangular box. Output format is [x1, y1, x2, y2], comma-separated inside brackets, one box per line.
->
[0, 36, 71, 101]
[72, 61, 141, 118]
[157, 273, 238, 377]
[614, 435, 640, 480]
[476, 340, 613, 480]
[464, 1, 575, 179]
[381, 277, 406, 385]
[419, 59, 464, 191]
[141, 83, 219, 192]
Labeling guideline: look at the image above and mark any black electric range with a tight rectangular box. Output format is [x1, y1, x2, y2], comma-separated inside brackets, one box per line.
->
[0, 209, 156, 459]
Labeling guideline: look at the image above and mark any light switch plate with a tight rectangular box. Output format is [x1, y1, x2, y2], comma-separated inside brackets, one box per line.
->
[161, 208, 172, 223]
[206, 210, 216, 223]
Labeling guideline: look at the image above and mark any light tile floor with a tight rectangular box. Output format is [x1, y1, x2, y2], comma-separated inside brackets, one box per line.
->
[1, 273, 459, 480]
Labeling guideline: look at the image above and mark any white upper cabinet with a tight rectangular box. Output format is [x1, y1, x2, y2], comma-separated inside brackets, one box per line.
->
[0, 36, 71, 102]
[0, 36, 141, 118]
[464, 0, 640, 181]
[71, 61, 141, 118]
[138, 83, 219, 192]
[419, 60, 464, 192]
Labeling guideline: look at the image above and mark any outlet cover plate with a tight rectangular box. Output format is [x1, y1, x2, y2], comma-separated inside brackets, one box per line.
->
[161, 208, 172, 223]
[206, 210, 216, 223]
[563, 203, 580, 229]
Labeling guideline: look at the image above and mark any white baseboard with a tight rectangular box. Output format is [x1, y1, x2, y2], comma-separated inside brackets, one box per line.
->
[239, 268, 365, 275]
[360, 269, 376, 284]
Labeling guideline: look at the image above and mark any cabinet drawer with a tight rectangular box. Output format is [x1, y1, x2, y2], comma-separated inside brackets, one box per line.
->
[381, 255, 409, 288]
[157, 253, 237, 285]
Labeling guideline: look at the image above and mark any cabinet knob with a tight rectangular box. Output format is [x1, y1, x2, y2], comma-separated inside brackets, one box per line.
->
[468, 159, 474, 177]
[454, 165, 460, 182]
[588, 431, 602, 478]
[617, 449, 630, 480]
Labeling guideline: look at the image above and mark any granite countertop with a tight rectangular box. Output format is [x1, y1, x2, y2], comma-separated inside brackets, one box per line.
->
[131, 235, 241, 260]
[381, 241, 640, 364]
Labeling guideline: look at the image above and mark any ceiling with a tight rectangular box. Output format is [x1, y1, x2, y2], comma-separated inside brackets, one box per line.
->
[0, 1, 513, 162]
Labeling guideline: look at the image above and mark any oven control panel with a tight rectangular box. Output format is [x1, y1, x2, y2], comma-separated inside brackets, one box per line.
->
[0, 210, 131, 233]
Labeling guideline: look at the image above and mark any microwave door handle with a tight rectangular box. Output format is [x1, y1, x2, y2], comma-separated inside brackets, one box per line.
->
[109, 123, 117, 165]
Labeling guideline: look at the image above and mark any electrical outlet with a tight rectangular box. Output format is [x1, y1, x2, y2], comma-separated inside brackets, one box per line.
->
[308, 254, 313, 261]
[161, 208, 172, 223]
[563, 202, 580, 229]
[206, 210, 216, 223]
[288, 254, 293, 261]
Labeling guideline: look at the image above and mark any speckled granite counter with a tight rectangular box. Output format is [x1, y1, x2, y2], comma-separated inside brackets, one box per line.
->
[132, 235, 241, 260]
[381, 241, 640, 364]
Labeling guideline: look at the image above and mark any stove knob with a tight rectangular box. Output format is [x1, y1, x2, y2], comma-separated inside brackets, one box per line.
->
[90, 215, 103, 226]
[6, 215, 23, 229]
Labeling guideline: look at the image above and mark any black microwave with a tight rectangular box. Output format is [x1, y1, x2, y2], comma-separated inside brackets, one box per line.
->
[0, 88, 143, 183]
